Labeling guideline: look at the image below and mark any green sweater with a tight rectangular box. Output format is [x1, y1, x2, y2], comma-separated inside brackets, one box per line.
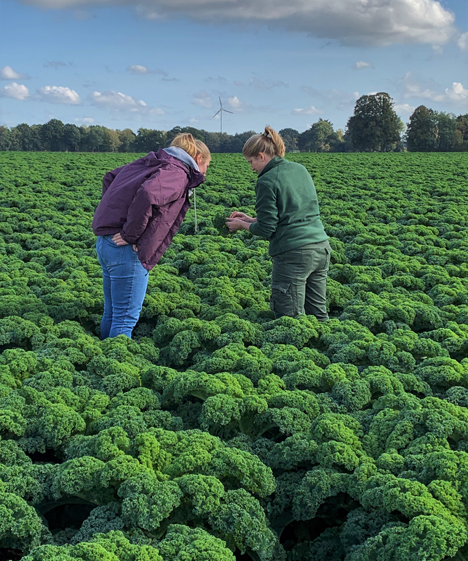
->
[249, 156, 328, 256]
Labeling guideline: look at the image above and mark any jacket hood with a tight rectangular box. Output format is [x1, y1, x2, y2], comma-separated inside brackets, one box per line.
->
[163, 146, 199, 171]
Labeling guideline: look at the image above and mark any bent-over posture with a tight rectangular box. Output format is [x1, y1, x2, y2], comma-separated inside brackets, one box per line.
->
[92, 134, 211, 338]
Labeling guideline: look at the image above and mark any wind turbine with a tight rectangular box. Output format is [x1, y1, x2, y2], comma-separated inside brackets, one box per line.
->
[213, 97, 233, 134]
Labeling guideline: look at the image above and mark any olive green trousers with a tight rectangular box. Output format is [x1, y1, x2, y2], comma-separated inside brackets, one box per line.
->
[270, 240, 331, 321]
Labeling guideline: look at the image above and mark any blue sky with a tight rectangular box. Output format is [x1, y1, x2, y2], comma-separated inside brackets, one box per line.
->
[1, 0, 467, 134]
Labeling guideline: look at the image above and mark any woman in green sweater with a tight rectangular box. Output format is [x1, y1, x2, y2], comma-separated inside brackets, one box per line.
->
[226, 126, 331, 321]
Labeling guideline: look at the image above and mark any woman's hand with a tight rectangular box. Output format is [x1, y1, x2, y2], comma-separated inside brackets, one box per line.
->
[229, 211, 251, 220]
[112, 233, 129, 246]
[225, 218, 250, 233]
[132, 244, 138, 252]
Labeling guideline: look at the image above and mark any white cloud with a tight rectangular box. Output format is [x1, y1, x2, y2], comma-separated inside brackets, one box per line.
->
[353, 61, 372, 70]
[37, 85, 81, 104]
[458, 32, 468, 51]
[89, 90, 164, 114]
[394, 103, 416, 114]
[225, 96, 250, 112]
[127, 65, 149, 74]
[443, 82, 468, 103]
[192, 90, 213, 109]
[402, 72, 468, 105]
[17, 0, 457, 48]
[0, 82, 30, 100]
[292, 105, 323, 116]
[0, 65, 28, 80]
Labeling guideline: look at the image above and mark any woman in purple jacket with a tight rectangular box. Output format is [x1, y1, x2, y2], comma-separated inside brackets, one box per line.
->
[92, 133, 211, 339]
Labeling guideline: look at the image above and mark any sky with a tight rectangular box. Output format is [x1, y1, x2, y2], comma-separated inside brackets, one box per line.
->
[1, 0, 467, 134]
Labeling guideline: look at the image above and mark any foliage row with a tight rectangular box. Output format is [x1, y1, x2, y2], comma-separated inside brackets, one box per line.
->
[0, 152, 468, 561]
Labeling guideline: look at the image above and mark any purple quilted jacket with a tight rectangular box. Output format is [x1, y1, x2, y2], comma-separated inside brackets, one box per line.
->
[92, 149, 205, 271]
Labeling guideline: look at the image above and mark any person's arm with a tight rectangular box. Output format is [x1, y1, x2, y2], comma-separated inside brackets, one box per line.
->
[119, 168, 185, 244]
[102, 166, 124, 196]
[119, 173, 164, 244]
[229, 212, 257, 223]
[248, 180, 278, 239]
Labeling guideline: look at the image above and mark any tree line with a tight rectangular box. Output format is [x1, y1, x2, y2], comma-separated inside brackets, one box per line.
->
[1, 92, 467, 153]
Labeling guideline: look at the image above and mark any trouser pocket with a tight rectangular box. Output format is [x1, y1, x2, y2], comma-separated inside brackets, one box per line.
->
[270, 282, 295, 318]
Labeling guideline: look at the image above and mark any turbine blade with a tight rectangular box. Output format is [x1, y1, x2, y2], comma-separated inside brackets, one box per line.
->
[224, 110, 233, 114]
[213, 110, 221, 117]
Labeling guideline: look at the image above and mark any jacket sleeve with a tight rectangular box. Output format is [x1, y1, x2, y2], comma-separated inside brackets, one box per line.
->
[119, 169, 186, 244]
[249, 179, 278, 239]
[119, 183, 156, 244]
[102, 166, 124, 196]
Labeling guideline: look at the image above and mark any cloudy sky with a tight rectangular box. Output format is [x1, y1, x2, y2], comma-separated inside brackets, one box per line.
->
[1, 0, 467, 134]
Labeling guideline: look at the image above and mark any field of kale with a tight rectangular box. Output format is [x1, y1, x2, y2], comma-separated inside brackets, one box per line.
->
[1, 151, 468, 561]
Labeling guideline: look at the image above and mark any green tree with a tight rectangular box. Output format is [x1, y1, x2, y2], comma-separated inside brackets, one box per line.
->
[133, 128, 167, 153]
[347, 92, 401, 152]
[10, 123, 41, 151]
[436, 113, 457, 152]
[298, 119, 337, 152]
[0, 126, 13, 151]
[406, 106, 438, 152]
[80, 126, 108, 152]
[279, 128, 299, 152]
[117, 129, 136, 152]
[40, 119, 65, 151]
[454, 114, 468, 151]
[101, 128, 121, 152]
[63, 124, 81, 152]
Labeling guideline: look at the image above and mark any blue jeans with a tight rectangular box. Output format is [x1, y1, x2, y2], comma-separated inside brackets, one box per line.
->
[96, 235, 149, 339]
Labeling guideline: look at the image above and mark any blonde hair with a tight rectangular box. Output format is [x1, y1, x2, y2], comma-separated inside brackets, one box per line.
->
[171, 133, 211, 163]
[243, 126, 285, 159]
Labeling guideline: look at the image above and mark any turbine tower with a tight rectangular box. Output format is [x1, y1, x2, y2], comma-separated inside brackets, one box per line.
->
[213, 97, 233, 134]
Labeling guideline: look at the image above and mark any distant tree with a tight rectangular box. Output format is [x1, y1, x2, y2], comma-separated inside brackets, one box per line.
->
[133, 128, 166, 153]
[223, 131, 257, 153]
[0, 126, 13, 151]
[11, 123, 41, 151]
[435, 112, 457, 152]
[279, 128, 299, 152]
[81, 126, 108, 152]
[298, 119, 337, 152]
[203, 132, 227, 153]
[101, 128, 121, 152]
[329, 128, 347, 152]
[63, 124, 81, 152]
[455, 114, 468, 151]
[347, 92, 401, 152]
[117, 129, 136, 152]
[406, 106, 438, 152]
[40, 119, 65, 151]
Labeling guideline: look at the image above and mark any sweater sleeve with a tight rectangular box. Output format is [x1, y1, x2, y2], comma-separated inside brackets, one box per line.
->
[249, 179, 278, 239]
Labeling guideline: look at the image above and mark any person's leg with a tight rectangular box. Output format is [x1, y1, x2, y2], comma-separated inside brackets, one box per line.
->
[96, 236, 113, 339]
[100, 270, 113, 338]
[305, 241, 331, 321]
[108, 243, 149, 338]
[270, 248, 313, 319]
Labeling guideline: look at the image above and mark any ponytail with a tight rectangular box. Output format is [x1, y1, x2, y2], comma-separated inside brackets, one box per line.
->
[171, 133, 211, 164]
[243, 126, 286, 159]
